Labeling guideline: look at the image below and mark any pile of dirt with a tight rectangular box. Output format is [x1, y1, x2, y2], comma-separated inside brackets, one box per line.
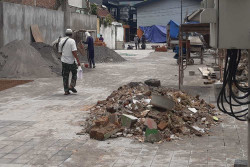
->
[80, 80, 220, 143]
[80, 46, 126, 63]
[31, 42, 61, 75]
[0, 40, 61, 78]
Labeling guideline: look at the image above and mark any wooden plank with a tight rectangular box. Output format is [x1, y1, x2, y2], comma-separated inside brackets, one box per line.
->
[30, 25, 44, 42]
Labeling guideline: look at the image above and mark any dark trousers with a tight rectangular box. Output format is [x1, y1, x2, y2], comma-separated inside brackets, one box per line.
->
[88, 50, 95, 68]
[135, 43, 138, 50]
[62, 62, 77, 92]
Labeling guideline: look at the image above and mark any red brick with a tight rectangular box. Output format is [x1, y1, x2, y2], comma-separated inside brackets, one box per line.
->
[157, 121, 168, 131]
[95, 116, 109, 127]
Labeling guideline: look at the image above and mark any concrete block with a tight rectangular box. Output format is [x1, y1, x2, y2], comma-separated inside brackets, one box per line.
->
[144, 79, 161, 87]
[234, 160, 247, 167]
[144, 118, 157, 129]
[121, 114, 138, 128]
[151, 94, 175, 110]
[145, 128, 161, 143]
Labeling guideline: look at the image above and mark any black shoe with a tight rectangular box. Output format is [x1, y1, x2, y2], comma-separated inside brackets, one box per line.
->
[69, 87, 77, 93]
[64, 91, 70, 95]
[93, 65, 96, 68]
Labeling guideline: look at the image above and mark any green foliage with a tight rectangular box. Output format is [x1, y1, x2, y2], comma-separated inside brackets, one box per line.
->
[90, 3, 97, 15]
[102, 14, 114, 27]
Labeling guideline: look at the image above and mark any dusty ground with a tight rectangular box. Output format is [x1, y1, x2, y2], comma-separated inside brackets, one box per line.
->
[0, 50, 247, 167]
[0, 80, 33, 91]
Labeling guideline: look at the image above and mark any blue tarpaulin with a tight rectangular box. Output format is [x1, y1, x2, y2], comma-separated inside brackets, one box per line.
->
[139, 25, 166, 43]
[168, 20, 179, 39]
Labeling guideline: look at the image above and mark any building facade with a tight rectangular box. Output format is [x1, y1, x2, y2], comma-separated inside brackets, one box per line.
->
[2, 0, 59, 9]
[136, 0, 202, 27]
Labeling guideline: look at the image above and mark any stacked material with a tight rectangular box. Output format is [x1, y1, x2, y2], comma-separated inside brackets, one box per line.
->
[155, 46, 167, 52]
[94, 38, 106, 47]
[80, 80, 219, 143]
[0, 40, 59, 78]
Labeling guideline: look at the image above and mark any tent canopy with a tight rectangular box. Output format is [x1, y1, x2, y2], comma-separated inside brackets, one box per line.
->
[139, 25, 166, 43]
[168, 20, 180, 39]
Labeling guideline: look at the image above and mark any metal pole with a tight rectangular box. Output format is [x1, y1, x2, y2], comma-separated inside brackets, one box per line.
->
[248, 49, 250, 167]
[181, 0, 183, 24]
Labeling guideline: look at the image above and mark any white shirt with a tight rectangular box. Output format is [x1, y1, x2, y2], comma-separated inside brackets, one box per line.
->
[58, 37, 77, 64]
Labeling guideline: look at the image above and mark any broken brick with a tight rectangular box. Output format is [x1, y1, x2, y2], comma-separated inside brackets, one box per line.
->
[95, 116, 109, 127]
[90, 123, 120, 141]
[144, 118, 157, 129]
[109, 113, 119, 124]
[157, 121, 168, 131]
[106, 107, 117, 113]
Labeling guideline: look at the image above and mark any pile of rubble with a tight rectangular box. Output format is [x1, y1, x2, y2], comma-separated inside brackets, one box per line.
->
[82, 79, 219, 143]
[237, 51, 248, 83]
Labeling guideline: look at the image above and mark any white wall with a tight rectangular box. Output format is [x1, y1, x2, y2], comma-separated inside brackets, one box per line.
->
[100, 24, 124, 49]
[116, 27, 124, 42]
[137, 0, 202, 27]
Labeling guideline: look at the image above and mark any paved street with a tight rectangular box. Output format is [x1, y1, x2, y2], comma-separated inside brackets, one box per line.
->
[0, 50, 247, 167]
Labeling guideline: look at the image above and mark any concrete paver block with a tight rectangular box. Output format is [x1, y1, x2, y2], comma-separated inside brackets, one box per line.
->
[234, 160, 247, 167]
[145, 128, 161, 143]
[121, 114, 138, 128]
[151, 94, 175, 110]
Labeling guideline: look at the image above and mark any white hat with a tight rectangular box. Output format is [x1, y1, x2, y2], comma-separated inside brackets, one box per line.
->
[65, 29, 73, 35]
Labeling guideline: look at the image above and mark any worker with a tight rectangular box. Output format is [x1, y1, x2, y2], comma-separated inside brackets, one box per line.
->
[83, 32, 95, 68]
[141, 35, 146, 49]
[99, 35, 104, 42]
[134, 35, 139, 50]
[58, 29, 81, 95]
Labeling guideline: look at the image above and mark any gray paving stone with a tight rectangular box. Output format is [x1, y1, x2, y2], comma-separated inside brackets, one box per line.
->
[2, 153, 21, 159]
[0, 158, 15, 164]
[0, 145, 19, 154]
[10, 146, 33, 154]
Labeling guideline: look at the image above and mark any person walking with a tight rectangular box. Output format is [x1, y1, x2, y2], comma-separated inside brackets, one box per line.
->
[134, 35, 139, 50]
[58, 29, 81, 95]
[83, 32, 95, 68]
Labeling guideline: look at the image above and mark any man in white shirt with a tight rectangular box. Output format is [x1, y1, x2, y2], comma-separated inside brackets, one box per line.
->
[58, 29, 81, 95]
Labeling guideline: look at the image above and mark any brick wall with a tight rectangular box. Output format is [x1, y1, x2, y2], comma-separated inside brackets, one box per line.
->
[3, 0, 58, 9]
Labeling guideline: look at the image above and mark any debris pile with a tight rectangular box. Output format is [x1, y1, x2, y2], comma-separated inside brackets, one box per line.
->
[155, 46, 167, 52]
[0, 40, 59, 78]
[80, 46, 126, 63]
[237, 54, 248, 83]
[82, 79, 219, 143]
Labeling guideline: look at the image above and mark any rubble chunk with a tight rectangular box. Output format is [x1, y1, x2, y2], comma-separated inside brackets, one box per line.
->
[90, 124, 120, 141]
[95, 116, 109, 127]
[144, 118, 157, 129]
[121, 114, 138, 128]
[151, 94, 175, 110]
[157, 121, 168, 131]
[144, 79, 161, 87]
[145, 128, 161, 143]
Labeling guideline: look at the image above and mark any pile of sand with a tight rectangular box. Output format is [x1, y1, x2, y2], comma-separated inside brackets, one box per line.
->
[31, 42, 61, 75]
[80, 46, 126, 63]
[0, 40, 59, 78]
